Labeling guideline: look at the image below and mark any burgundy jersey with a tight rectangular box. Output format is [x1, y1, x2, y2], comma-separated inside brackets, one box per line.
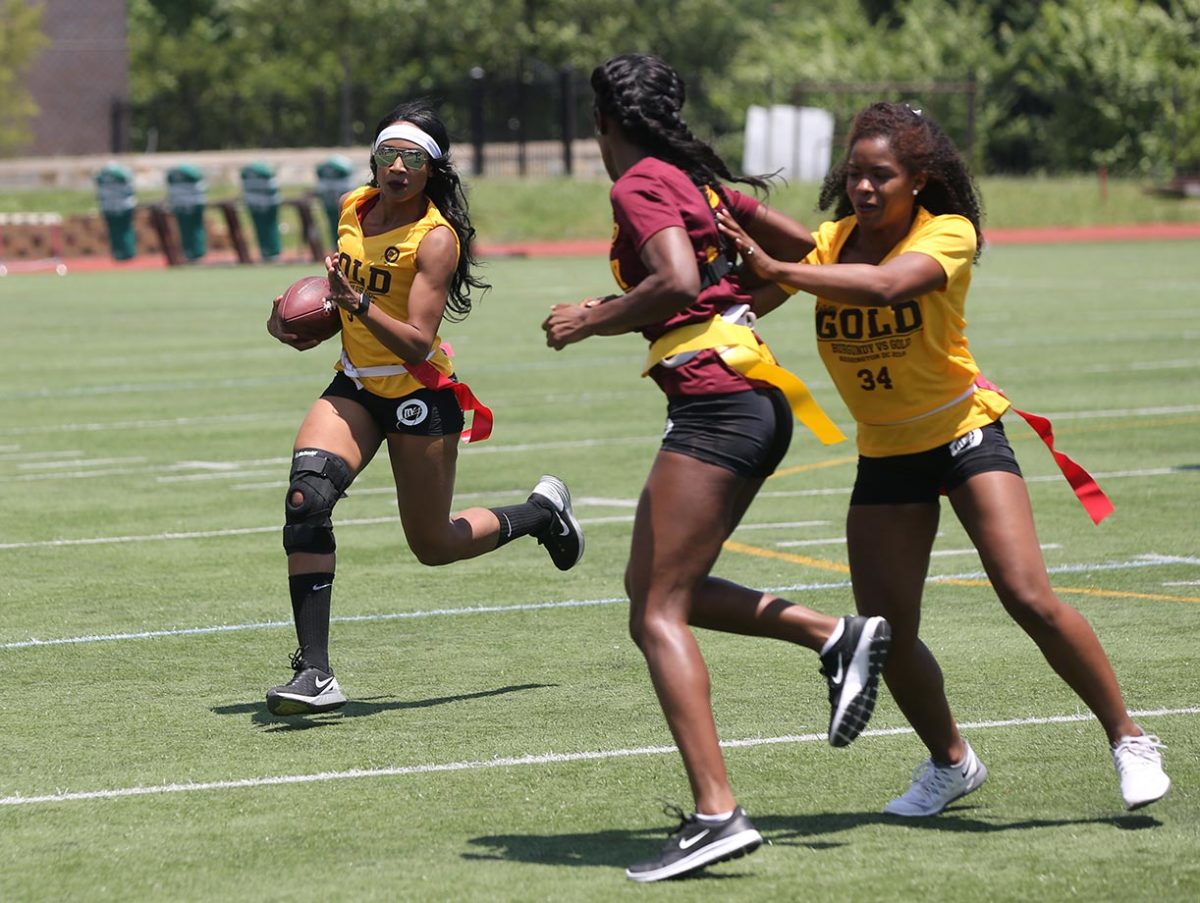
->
[608, 156, 762, 395]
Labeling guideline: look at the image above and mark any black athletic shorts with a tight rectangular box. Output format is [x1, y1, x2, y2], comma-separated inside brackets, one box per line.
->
[321, 371, 465, 436]
[851, 418, 1023, 506]
[660, 387, 793, 479]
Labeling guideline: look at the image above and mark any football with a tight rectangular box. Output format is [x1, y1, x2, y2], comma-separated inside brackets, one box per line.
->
[278, 275, 342, 343]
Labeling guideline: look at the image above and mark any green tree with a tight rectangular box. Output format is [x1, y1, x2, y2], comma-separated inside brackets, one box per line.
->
[0, 0, 48, 156]
[124, 0, 1199, 175]
[992, 0, 1200, 173]
[721, 0, 999, 168]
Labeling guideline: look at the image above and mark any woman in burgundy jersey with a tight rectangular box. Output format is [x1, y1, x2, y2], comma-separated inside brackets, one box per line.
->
[543, 53, 892, 883]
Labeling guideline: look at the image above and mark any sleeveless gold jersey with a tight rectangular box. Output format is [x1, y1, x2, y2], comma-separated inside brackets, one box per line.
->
[332, 186, 460, 398]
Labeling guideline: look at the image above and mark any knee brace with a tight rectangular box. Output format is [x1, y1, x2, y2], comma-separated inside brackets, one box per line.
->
[282, 448, 353, 555]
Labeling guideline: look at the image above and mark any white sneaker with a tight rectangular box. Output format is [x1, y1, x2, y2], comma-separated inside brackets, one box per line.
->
[1112, 731, 1170, 810]
[884, 740, 988, 817]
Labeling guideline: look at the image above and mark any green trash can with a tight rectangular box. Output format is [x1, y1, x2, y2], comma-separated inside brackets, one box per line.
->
[166, 164, 208, 261]
[95, 163, 137, 260]
[315, 156, 356, 247]
[240, 161, 282, 260]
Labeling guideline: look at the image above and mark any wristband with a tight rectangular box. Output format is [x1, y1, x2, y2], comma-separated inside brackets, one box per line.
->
[352, 291, 370, 316]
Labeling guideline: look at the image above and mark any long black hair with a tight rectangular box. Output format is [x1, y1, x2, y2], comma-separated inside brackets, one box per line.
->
[590, 53, 769, 201]
[819, 101, 984, 260]
[368, 99, 488, 320]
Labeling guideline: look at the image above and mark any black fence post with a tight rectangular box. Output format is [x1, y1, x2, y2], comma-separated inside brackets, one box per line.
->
[110, 98, 130, 154]
[470, 67, 486, 177]
[515, 60, 528, 177]
[966, 71, 977, 166]
[559, 67, 575, 176]
[338, 63, 353, 146]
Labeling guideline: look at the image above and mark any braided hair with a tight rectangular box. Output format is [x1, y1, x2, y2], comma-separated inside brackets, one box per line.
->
[590, 53, 769, 201]
[368, 100, 489, 320]
[819, 102, 984, 261]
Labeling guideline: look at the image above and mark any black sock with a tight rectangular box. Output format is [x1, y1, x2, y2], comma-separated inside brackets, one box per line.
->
[289, 572, 334, 672]
[490, 500, 554, 547]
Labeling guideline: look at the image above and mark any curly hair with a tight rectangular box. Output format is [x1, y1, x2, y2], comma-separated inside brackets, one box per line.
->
[368, 99, 488, 321]
[590, 53, 769, 202]
[819, 102, 984, 261]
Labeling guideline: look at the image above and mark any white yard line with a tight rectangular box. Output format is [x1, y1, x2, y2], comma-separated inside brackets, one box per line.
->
[0, 413, 284, 437]
[1, 706, 1194, 808]
[0, 512, 835, 551]
[3, 555, 1195, 651]
[736, 521, 831, 531]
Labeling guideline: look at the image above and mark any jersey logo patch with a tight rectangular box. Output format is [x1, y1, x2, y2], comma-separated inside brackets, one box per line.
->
[397, 399, 429, 428]
[949, 428, 983, 458]
[384, 246, 400, 263]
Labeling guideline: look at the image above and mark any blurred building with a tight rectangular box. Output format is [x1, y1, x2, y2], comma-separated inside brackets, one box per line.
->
[22, 0, 129, 156]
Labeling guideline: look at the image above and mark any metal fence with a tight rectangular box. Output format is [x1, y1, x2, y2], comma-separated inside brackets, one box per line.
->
[114, 64, 598, 179]
[789, 78, 980, 167]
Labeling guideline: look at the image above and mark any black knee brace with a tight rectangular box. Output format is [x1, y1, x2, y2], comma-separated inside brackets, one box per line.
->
[282, 448, 353, 555]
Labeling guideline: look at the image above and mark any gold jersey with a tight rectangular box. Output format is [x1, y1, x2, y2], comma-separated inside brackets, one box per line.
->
[805, 208, 1008, 456]
[332, 186, 460, 398]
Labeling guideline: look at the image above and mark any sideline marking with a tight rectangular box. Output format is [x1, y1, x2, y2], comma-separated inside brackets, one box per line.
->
[4, 556, 1195, 651]
[1, 706, 1194, 807]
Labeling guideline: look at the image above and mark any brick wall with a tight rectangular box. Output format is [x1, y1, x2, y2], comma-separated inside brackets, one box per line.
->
[22, 0, 129, 157]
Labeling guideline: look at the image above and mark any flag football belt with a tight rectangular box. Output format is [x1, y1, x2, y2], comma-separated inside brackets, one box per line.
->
[339, 348, 494, 443]
[974, 374, 1113, 525]
[643, 316, 846, 446]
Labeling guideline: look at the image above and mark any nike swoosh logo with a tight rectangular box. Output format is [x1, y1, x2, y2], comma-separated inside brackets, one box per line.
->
[555, 520, 570, 537]
[679, 829, 710, 850]
[312, 583, 333, 592]
[314, 676, 335, 691]
[830, 661, 845, 686]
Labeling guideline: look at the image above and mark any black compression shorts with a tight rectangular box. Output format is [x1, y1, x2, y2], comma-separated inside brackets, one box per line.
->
[851, 418, 1023, 506]
[321, 372, 465, 436]
[660, 388, 793, 479]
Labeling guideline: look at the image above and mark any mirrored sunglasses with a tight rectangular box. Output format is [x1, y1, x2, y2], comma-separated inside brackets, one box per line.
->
[373, 146, 430, 169]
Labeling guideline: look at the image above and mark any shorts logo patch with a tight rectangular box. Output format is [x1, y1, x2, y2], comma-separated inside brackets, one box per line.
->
[397, 399, 429, 428]
[663, 417, 674, 439]
[949, 428, 983, 458]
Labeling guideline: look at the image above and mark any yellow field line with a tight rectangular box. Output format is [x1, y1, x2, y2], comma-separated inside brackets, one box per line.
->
[722, 539, 1200, 604]
[934, 576, 1200, 604]
[722, 539, 850, 574]
[769, 455, 856, 479]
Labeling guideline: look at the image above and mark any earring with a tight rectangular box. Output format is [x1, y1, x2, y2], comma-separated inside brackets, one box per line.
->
[912, 189, 919, 195]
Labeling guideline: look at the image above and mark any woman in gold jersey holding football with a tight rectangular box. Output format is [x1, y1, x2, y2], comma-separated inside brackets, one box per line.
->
[264, 100, 583, 716]
[718, 101, 1169, 816]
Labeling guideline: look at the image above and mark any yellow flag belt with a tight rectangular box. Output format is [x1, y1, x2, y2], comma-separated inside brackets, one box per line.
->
[643, 317, 846, 446]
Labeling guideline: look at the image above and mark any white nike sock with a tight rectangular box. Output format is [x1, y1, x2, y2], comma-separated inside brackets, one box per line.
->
[820, 618, 846, 656]
[695, 809, 735, 825]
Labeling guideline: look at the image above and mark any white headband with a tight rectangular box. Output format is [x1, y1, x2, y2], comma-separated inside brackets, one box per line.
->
[372, 123, 444, 159]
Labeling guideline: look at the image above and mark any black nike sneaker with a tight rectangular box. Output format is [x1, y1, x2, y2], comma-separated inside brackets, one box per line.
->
[820, 615, 891, 747]
[528, 474, 584, 571]
[626, 805, 763, 883]
[266, 648, 348, 715]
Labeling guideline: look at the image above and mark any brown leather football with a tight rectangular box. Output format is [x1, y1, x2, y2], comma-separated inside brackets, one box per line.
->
[278, 275, 342, 343]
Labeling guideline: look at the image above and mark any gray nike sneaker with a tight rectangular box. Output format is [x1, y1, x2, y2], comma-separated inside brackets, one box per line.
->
[820, 615, 891, 747]
[266, 649, 347, 715]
